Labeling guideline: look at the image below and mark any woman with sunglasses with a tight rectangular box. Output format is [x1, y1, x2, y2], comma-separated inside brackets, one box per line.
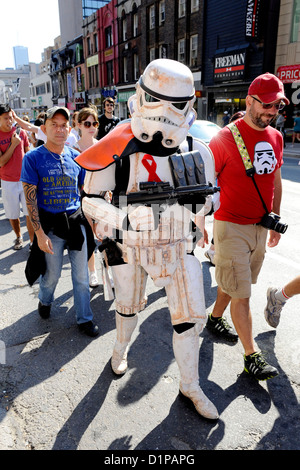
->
[73, 107, 100, 287]
[74, 107, 99, 153]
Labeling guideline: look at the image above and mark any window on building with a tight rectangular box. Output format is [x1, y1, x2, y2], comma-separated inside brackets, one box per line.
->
[46, 81, 51, 93]
[95, 65, 99, 87]
[149, 5, 155, 29]
[133, 53, 139, 80]
[123, 57, 128, 82]
[191, 0, 199, 13]
[133, 12, 138, 36]
[190, 35, 198, 66]
[36, 83, 46, 95]
[149, 47, 155, 62]
[105, 26, 113, 48]
[89, 67, 93, 88]
[94, 33, 98, 52]
[106, 61, 113, 85]
[159, 44, 167, 58]
[122, 15, 127, 41]
[178, 0, 186, 18]
[159, 1, 165, 24]
[178, 39, 185, 63]
[291, 0, 300, 42]
[87, 37, 91, 56]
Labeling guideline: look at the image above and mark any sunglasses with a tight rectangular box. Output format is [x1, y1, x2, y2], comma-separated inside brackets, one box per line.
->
[105, 102, 114, 106]
[250, 96, 285, 111]
[83, 121, 99, 128]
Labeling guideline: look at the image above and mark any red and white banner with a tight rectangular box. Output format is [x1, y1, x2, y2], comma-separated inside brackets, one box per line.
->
[277, 65, 300, 83]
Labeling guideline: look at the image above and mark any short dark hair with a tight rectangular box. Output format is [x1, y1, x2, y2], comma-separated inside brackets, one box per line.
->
[0, 104, 11, 116]
[103, 97, 115, 106]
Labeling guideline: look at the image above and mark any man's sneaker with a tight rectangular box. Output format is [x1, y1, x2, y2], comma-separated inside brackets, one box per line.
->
[264, 287, 285, 328]
[13, 237, 23, 250]
[89, 271, 99, 288]
[204, 248, 215, 265]
[206, 313, 238, 343]
[244, 352, 279, 381]
[38, 301, 51, 319]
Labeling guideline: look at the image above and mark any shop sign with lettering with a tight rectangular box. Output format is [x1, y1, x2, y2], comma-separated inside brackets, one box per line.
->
[277, 65, 300, 84]
[245, 0, 261, 39]
[214, 50, 246, 82]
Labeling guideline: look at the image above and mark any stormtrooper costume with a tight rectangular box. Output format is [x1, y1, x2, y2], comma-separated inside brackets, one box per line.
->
[76, 59, 218, 420]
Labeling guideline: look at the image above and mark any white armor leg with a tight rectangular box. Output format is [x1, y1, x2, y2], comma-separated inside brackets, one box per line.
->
[111, 312, 138, 375]
[173, 326, 219, 420]
[165, 253, 207, 325]
[111, 263, 148, 315]
[110, 263, 148, 374]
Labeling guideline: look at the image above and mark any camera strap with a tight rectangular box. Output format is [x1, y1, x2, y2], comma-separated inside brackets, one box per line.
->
[228, 123, 269, 214]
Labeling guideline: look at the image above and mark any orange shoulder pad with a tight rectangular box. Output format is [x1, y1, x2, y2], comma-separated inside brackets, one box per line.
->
[75, 122, 134, 171]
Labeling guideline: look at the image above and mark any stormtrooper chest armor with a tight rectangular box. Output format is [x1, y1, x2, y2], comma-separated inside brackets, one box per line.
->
[122, 151, 194, 252]
[126, 152, 174, 192]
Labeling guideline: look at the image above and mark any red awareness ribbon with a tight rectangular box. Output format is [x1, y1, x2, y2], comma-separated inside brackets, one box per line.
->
[141, 154, 162, 182]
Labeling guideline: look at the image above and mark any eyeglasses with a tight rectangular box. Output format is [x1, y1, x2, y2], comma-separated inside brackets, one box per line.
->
[250, 96, 285, 111]
[83, 121, 99, 128]
[105, 102, 114, 107]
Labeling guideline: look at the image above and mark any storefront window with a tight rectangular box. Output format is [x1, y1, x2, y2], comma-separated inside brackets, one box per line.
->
[291, 0, 300, 43]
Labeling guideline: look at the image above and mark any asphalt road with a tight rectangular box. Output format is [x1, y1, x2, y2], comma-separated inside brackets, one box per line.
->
[0, 152, 299, 452]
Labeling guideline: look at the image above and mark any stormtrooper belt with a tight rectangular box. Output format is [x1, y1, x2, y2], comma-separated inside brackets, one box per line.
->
[122, 237, 194, 266]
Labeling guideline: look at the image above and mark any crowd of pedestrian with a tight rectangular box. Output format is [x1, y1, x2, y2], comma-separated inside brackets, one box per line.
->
[0, 68, 298, 420]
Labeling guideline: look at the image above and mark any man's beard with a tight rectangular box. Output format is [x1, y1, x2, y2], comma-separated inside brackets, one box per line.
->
[249, 107, 277, 129]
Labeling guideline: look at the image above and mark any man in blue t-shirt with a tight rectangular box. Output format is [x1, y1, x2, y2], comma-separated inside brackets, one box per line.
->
[21, 106, 98, 337]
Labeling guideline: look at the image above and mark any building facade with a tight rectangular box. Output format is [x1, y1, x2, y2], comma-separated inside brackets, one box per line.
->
[116, 0, 142, 119]
[202, 0, 281, 126]
[50, 36, 85, 111]
[275, 0, 300, 127]
[22, 0, 300, 126]
[83, 12, 100, 110]
[0, 67, 32, 118]
[98, 0, 119, 110]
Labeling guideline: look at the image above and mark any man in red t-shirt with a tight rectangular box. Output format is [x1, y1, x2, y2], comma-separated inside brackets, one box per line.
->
[207, 73, 289, 381]
[0, 104, 33, 250]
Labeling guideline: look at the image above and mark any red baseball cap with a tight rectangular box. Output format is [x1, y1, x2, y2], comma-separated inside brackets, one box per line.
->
[248, 72, 290, 105]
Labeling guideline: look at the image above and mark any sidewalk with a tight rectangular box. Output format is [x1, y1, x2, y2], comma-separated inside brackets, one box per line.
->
[283, 141, 300, 159]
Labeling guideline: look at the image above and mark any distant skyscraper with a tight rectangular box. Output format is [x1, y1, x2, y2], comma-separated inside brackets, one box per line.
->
[13, 46, 29, 69]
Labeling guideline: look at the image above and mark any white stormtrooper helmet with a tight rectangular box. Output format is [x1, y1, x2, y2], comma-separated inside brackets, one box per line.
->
[128, 59, 196, 148]
[253, 141, 277, 175]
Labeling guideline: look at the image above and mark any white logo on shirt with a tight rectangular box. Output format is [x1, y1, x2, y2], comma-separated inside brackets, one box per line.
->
[253, 142, 277, 175]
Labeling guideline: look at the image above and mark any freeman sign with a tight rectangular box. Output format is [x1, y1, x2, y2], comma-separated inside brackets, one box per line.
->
[214, 51, 246, 82]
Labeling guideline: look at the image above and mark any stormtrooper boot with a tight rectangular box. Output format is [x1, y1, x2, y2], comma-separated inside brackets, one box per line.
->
[173, 325, 219, 420]
[111, 312, 138, 375]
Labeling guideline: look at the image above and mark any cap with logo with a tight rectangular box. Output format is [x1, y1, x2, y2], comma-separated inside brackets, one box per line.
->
[248, 73, 290, 105]
[44, 106, 70, 122]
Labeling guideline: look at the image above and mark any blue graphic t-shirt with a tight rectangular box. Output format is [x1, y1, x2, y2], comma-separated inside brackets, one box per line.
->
[21, 145, 85, 214]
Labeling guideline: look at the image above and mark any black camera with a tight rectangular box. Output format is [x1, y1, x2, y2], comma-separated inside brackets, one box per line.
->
[259, 212, 288, 234]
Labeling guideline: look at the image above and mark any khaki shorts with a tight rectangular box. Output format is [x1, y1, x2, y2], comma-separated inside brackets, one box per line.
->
[213, 220, 267, 298]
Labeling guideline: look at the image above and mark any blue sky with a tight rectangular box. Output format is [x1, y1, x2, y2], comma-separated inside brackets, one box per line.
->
[1, 0, 60, 69]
